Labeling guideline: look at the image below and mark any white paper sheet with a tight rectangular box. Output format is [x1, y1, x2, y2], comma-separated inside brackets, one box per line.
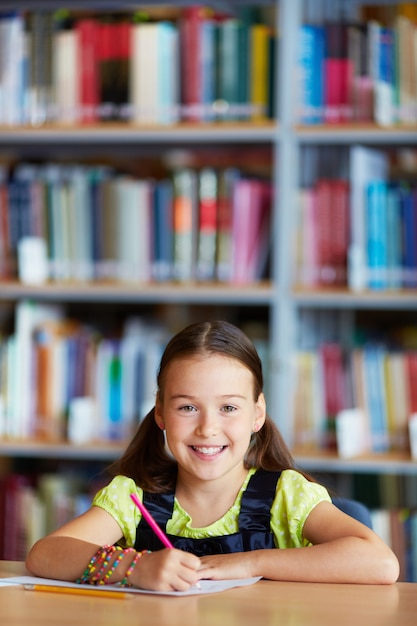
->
[2, 575, 262, 596]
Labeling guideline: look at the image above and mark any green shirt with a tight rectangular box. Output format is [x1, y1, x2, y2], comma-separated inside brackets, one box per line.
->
[93, 468, 331, 549]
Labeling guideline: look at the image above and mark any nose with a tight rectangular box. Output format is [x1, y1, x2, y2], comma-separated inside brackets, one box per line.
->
[194, 410, 220, 437]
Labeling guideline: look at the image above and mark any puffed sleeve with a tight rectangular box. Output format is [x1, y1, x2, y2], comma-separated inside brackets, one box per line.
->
[270, 469, 331, 548]
[92, 475, 143, 548]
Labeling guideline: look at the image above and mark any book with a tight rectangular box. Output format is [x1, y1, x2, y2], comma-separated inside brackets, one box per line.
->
[196, 167, 218, 281]
[76, 17, 100, 124]
[152, 179, 174, 282]
[323, 21, 353, 123]
[384, 351, 410, 450]
[374, 25, 396, 126]
[363, 344, 389, 453]
[249, 23, 271, 121]
[400, 183, 417, 289]
[231, 178, 268, 284]
[0, 11, 25, 126]
[7, 300, 63, 440]
[26, 11, 55, 125]
[348, 146, 389, 291]
[180, 6, 207, 121]
[130, 20, 179, 125]
[348, 23, 373, 122]
[394, 12, 417, 124]
[172, 168, 198, 282]
[216, 18, 242, 121]
[320, 342, 347, 448]
[98, 17, 131, 121]
[297, 24, 325, 124]
[53, 12, 79, 124]
[295, 187, 319, 286]
[366, 180, 388, 290]
[385, 183, 402, 289]
[216, 167, 240, 282]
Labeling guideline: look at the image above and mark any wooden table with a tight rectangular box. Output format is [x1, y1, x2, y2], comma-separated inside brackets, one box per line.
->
[1, 561, 416, 626]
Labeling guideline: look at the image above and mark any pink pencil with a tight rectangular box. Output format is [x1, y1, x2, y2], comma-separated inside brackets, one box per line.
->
[130, 492, 174, 549]
[130, 492, 202, 590]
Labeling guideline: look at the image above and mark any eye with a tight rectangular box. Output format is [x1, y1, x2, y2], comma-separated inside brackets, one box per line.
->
[222, 405, 237, 413]
[179, 404, 196, 413]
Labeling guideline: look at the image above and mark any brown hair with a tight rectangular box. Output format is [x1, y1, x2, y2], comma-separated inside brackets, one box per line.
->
[108, 320, 298, 492]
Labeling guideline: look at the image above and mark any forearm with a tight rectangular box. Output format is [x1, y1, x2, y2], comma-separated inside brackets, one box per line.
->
[26, 536, 102, 581]
[253, 537, 399, 584]
[199, 537, 399, 585]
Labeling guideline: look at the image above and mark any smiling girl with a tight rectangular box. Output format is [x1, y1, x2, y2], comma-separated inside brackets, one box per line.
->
[26, 320, 399, 590]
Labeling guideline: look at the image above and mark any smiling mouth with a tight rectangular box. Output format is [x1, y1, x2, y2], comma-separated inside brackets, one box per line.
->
[191, 446, 226, 455]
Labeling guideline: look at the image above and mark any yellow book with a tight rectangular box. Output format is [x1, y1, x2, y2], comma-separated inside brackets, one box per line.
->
[250, 24, 270, 121]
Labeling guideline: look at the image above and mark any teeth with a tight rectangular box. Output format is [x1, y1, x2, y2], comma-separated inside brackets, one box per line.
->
[192, 446, 224, 455]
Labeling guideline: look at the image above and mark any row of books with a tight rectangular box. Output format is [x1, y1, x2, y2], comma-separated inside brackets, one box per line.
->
[0, 162, 272, 286]
[2, 468, 417, 582]
[296, 145, 417, 292]
[293, 339, 417, 454]
[371, 507, 417, 582]
[0, 6, 275, 126]
[0, 471, 105, 561]
[297, 4, 417, 125]
[295, 175, 417, 291]
[0, 300, 271, 443]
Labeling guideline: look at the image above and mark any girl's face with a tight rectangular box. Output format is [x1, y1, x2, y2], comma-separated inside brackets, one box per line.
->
[155, 353, 266, 485]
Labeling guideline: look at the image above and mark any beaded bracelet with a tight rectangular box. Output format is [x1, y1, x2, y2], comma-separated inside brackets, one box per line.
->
[92, 546, 122, 584]
[77, 545, 120, 585]
[76, 545, 115, 584]
[120, 550, 151, 587]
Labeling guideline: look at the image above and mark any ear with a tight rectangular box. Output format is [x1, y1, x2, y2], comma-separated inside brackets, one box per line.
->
[154, 393, 165, 430]
[253, 392, 266, 432]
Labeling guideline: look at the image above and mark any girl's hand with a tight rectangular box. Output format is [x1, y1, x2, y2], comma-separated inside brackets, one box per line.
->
[132, 549, 201, 592]
[197, 552, 257, 581]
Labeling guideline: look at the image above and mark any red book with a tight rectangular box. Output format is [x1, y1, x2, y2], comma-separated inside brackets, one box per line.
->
[315, 179, 333, 285]
[324, 23, 354, 123]
[406, 351, 417, 413]
[320, 342, 346, 448]
[331, 179, 350, 285]
[181, 6, 206, 121]
[0, 183, 10, 279]
[76, 18, 100, 124]
[98, 20, 131, 121]
[231, 178, 270, 284]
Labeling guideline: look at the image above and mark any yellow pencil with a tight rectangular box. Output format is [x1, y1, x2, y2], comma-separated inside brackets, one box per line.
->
[24, 584, 130, 599]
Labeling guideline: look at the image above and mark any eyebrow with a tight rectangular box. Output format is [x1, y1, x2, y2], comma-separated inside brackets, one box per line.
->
[169, 393, 247, 401]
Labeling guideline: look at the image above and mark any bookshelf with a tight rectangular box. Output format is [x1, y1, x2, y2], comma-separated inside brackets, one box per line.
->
[1, 0, 417, 576]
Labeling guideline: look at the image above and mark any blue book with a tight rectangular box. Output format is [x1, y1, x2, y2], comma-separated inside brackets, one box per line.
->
[386, 183, 402, 288]
[363, 344, 389, 453]
[366, 180, 388, 290]
[153, 179, 174, 282]
[201, 18, 216, 121]
[399, 183, 417, 288]
[158, 22, 179, 124]
[298, 24, 325, 124]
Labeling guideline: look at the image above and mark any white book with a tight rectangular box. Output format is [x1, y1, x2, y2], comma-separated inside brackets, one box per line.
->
[130, 22, 179, 125]
[348, 146, 388, 291]
[10, 300, 63, 439]
[69, 166, 94, 282]
[53, 29, 79, 124]
[1, 13, 25, 126]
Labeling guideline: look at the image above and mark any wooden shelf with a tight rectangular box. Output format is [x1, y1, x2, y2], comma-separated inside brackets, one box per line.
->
[0, 121, 278, 144]
[295, 123, 417, 144]
[0, 280, 275, 305]
[292, 287, 417, 309]
[293, 448, 417, 476]
[0, 440, 125, 461]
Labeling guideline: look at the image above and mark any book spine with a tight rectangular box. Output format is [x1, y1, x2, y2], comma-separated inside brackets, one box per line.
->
[196, 167, 218, 281]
